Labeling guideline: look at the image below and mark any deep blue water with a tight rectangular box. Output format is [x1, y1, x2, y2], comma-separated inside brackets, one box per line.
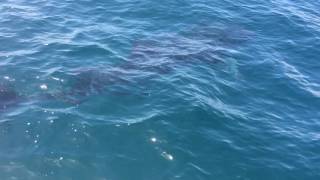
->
[0, 0, 320, 179]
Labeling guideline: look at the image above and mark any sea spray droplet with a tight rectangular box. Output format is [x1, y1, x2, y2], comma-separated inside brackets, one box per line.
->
[52, 77, 64, 82]
[40, 84, 48, 90]
[150, 137, 157, 143]
[161, 152, 174, 161]
[52, 77, 60, 81]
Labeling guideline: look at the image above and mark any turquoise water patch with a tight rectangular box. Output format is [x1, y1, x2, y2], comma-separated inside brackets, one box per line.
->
[0, 0, 320, 179]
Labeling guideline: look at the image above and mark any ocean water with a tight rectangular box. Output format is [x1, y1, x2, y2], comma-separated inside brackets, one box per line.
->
[0, 0, 320, 179]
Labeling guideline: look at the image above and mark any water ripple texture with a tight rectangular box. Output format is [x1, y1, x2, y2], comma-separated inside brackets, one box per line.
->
[0, 0, 319, 179]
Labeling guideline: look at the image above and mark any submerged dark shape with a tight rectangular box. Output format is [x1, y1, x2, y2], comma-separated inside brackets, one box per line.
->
[189, 25, 254, 46]
[47, 68, 132, 105]
[122, 25, 253, 74]
[123, 35, 229, 74]
[0, 83, 21, 111]
[68, 69, 110, 97]
[167, 49, 227, 65]
[45, 26, 251, 105]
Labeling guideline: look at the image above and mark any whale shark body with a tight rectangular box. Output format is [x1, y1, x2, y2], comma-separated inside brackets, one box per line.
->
[0, 83, 21, 111]
[48, 26, 253, 104]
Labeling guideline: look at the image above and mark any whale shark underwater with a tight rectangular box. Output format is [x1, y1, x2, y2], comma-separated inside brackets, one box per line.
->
[0, 25, 252, 108]
[0, 83, 22, 111]
[120, 25, 253, 74]
[40, 26, 253, 105]
[44, 68, 135, 105]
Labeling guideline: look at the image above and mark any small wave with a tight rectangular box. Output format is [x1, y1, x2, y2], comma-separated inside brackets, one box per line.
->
[0, 49, 38, 58]
[280, 60, 320, 98]
[65, 44, 113, 56]
[271, 0, 320, 33]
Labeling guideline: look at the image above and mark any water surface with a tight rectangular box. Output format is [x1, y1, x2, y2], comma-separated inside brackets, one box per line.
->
[0, 0, 320, 179]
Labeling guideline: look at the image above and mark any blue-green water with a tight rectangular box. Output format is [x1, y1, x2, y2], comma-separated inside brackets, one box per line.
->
[1, 0, 320, 179]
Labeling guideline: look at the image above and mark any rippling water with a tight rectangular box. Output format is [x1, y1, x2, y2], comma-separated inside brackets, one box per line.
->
[1, 0, 320, 179]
